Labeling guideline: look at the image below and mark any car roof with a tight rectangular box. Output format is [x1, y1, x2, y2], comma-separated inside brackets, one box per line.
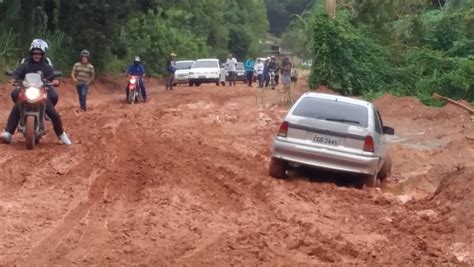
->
[195, 58, 219, 62]
[301, 92, 373, 107]
[177, 60, 195, 63]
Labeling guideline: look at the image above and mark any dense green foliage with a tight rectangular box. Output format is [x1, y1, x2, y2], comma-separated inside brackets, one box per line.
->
[305, 0, 474, 103]
[1, 0, 472, 104]
[0, 0, 268, 75]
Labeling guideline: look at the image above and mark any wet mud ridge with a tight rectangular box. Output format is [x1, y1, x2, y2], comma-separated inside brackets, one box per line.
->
[0, 79, 473, 265]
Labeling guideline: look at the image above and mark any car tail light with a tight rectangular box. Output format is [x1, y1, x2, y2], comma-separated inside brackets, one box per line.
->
[277, 121, 289, 137]
[363, 135, 375, 152]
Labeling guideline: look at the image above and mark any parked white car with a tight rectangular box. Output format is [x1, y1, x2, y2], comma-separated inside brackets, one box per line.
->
[188, 59, 221, 86]
[173, 60, 195, 86]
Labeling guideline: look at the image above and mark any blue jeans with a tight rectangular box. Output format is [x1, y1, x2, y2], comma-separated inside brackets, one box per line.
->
[139, 79, 147, 99]
[257, 74, 264, 88]
[246, 71, 253, 86]
[76, 83, 89, 111]
[282, 74, 291, 86]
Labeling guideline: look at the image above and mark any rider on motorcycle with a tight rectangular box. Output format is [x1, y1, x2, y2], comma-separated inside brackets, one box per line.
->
[265, 56, 279, 89]
[1, 41, 72, 145]
[126, 56, 147, 101]
[21, 39, 58, 106]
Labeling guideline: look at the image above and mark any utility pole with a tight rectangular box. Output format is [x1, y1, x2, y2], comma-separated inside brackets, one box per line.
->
[326, 0, 336, 18]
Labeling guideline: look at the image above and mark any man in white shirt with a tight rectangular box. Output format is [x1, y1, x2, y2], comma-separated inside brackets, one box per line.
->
[254, 58, 265, 88]
[225, 53, 237, 86]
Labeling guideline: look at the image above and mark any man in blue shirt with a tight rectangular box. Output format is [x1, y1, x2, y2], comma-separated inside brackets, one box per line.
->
[244, 57, 255, 87]
[126, 56, 147, 101]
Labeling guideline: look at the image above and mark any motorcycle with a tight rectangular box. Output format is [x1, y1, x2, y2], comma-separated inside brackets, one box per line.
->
[6, 71, 62, 150]
[127, 75, 143, 104]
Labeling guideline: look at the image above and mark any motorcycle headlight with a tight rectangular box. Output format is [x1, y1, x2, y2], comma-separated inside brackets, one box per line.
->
[130, 78, 137, 85]
[25, 87, 41, 101]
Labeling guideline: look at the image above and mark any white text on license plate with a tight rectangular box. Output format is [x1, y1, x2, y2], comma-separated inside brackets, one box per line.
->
[313, 134, 338, 146]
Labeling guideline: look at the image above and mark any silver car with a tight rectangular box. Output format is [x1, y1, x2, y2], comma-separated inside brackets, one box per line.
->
[173, 60, 195, 85]
[270, 93, 394, 187]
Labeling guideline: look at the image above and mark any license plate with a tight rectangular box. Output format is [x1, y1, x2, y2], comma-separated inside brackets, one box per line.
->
[198, 76, 206, 79]
[313, 134, 339, 146]
[238, 73, 244, 76]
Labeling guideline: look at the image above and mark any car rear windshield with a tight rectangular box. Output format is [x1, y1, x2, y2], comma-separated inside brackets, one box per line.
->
[236, 63, 244, 70]
[176, 61, 193, 70]
[292, 97, 369, 127]
[193, 61, 218, 68]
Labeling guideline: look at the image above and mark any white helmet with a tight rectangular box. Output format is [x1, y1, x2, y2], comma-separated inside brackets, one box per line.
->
[134, 56, 141, 62]
[29, 39, 48, 54]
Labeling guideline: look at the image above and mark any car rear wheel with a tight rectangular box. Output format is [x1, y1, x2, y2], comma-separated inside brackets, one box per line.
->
[378, 155, 392, 180]
[269, 157, 288, 179]
[362, 171, 378, 188]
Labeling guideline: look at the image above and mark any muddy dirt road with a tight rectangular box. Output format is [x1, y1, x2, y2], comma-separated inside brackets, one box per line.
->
[0, 78, 473, 265]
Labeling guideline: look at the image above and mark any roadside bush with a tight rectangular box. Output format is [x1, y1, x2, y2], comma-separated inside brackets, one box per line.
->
[308, 3, 474, 104]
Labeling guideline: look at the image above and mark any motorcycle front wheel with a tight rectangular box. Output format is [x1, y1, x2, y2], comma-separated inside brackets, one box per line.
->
[128, 90, 135, 104]
[25, 116, 35, 150]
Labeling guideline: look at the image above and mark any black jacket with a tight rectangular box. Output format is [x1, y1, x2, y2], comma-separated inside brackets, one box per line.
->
[268, 61, 279, 71]
[12, 57, 55, 81]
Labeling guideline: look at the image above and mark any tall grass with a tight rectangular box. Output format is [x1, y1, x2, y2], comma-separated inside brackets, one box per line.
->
[0, 29, 75, 79]
[0, 28, 20, 72]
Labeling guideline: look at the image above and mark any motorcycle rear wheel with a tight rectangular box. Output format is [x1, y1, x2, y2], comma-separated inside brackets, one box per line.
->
[25, 116, 35, 150]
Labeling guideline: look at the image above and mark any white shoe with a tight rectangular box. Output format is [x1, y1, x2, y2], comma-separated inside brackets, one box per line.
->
[1, 131, 12, 143]
[59, 132, 72, 145]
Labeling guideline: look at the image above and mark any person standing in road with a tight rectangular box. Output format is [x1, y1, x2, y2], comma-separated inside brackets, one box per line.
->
[244, 57, 255, 87]
[219, 63, 226, 86]
[280, 57, 294, 104]
[225, 53, 237, 87]
[165, 52, 177, 91]
[71, 50, 95, 112]
[254, 58, 265, 88]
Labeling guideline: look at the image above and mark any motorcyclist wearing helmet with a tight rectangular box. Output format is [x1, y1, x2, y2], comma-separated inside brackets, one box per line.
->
[21, 39, 53, 67]
[71, 49, 95, 111]
[1, 43, 72, 145]
[126, 56, 147, 101]
[21, 39, 58, 106]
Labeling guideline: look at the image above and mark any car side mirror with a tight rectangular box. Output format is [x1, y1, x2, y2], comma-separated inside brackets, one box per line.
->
[5, 70, 13, 76]
[383, 126, 395, 135]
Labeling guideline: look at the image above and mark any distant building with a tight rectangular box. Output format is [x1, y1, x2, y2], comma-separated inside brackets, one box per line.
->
[265, 34, 293, 58]
[265, 34, 302, 65]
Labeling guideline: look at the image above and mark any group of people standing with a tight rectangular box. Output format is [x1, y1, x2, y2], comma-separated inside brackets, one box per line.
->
[244, 56, 293, 89]
[221, 53, 293, 90]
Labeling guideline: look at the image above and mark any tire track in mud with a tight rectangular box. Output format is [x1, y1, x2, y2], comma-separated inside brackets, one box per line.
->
[1, 81, 472, 265]
[9, 112, 123, 265]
